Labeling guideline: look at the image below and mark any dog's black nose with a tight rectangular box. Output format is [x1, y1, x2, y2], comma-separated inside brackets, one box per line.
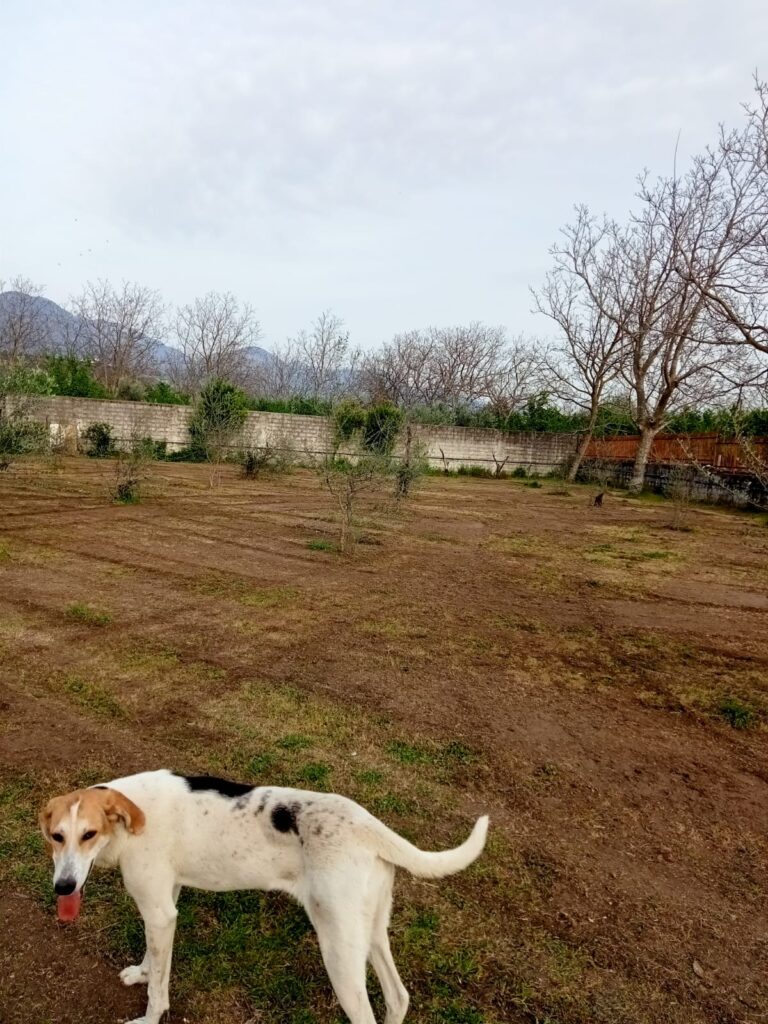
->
[54, 878, 77, 896]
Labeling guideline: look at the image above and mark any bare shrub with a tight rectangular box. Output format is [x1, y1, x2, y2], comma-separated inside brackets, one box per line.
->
[664, 465, 693, 530]
[395, 425, 429, 501]
[239, 434, 294, 479]
[316, 454, 393, 554]
[111, 438, 154, 504]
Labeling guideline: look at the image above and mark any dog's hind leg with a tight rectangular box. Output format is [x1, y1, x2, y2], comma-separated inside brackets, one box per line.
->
[121, 883, 181, 988]
[368, 866, 409, 1024]
[306, 874, 378, 1024]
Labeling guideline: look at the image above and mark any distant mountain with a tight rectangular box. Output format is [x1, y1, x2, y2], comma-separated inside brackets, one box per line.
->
[0, 291, 273, 377]
[0, 291, 81, 351]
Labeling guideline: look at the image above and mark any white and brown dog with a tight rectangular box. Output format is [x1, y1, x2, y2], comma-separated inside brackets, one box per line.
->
[40, 769, 488, 1024]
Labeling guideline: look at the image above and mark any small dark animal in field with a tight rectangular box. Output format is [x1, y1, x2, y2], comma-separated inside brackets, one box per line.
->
[592, 492, 605, 508]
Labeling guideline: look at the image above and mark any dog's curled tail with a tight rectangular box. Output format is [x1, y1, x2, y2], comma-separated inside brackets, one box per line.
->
[368, 814, 489, 878]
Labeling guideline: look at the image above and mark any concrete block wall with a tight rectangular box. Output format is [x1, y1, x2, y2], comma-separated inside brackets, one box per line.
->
[580, 458, 767, 508]
[410, 424, 577, 472]
[19, 395, 579, 474]
[23, 396, 194, 450]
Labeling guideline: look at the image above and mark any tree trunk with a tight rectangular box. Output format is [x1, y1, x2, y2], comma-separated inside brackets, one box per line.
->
[628, 425, 656, 493]
[567, 409, 599, 483]
[567, 433, 590, 482]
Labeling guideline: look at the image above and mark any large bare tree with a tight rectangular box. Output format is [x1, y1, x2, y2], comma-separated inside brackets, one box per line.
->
[533, 270, 625, 480]
[551, 121, 763, 492]
[171, 291, 261, 392]
[0, 276, 52, 365]
[71, 280, 164, 392]
[679, 78, 768, 373]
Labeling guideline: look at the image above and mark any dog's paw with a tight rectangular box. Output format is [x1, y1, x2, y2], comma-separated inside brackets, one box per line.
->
[119, 964, 149, 986]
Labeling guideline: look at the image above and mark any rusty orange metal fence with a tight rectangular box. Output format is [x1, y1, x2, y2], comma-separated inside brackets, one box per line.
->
[584, 433, 768, 471]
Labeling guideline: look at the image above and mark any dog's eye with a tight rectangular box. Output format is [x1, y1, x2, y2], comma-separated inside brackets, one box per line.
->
[82, 830, 97, 841]
[51, 832, 64, 843]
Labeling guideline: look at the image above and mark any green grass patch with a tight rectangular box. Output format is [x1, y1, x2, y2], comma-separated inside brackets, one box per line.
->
[387, 739, 477, 769]
[239, 586, 299, 609]
[65, 602, 112, 626]
[276, 734, 314, 751]
[60, 674, 125, 718]
[246, 752, 276, 776]
[387, 740, 434, 765]
[307, 538, 337, 552]
[293, 761, 332, 789]
[372, 792, 417, 815]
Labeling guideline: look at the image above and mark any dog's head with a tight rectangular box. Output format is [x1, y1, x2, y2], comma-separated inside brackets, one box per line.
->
[39, 787, 145, 920]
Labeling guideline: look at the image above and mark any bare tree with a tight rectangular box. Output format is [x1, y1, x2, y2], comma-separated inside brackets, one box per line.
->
[172, 291, 260, 393]
[533, 271, 625, 481]
[552, 141, 760, 492]
[71, 280, 164, 392]
[361, 323, 544, 413]
[432, 323, 508, 409]
[0, 276, 52, 365]
[681, 77, 768, 363]
[485, 335, 551, 417]
[255, 338, 307, 399]
[291, 310, 359, 401]
[360, 329, 440, 406]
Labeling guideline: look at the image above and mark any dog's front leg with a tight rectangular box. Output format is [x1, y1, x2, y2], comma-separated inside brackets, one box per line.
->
[125, 898, 178, 1024]
[121, 884, 181, 989]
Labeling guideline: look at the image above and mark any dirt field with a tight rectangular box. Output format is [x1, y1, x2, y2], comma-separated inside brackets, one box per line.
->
[1, 458, 767, 1024]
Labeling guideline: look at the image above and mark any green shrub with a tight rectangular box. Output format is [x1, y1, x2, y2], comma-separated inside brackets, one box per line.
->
[188, 379, 249, 460]
[332, 400, 367, 447]
[116, 381, 145, 402]
[144, 381, 189, 405]
[0, 365, 54, 396]
[44, 355, 106, 398]
[82, 422, 115, 458]
[718, 697, 757, 730]
[249, 395, 332, 416]
[362, 403, 403, 455]
[511, 466, 528, 478]
[131, 437, 167, 461]
[0, 367, 52, 467]
[457, 465, 493, 478]
[0, 418, 48, 467]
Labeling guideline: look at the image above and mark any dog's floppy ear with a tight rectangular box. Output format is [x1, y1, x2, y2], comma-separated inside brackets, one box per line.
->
[38, 801, 54, 840]
[102, 789, 146, 834]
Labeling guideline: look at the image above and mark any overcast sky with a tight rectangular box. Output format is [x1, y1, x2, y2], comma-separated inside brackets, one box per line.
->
[2, 1, 767, 350]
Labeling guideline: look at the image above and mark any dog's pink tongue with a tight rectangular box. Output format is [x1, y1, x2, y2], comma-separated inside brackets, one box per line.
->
[57, 892, 82, 922]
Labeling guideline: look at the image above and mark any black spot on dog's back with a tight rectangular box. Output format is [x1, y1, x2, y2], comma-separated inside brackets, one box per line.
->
[254, 789, 272, 815]
[272, 804, 299, 834]
[183, 775, 254, 798]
